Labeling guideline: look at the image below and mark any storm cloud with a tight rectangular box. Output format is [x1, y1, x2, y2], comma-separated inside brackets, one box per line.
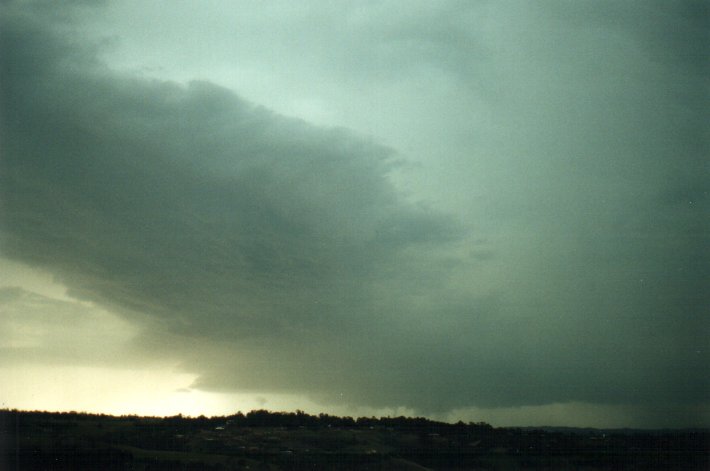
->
[0, 1, 707, 425]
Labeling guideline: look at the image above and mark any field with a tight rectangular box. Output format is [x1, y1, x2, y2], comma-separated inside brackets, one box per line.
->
[1, 410, 707, 470]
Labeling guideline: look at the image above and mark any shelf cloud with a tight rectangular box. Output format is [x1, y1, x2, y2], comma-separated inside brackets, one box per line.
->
[1, 1, 707, 426]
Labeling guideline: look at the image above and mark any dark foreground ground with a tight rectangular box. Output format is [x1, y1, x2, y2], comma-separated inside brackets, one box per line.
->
[1, 409, 707, 470]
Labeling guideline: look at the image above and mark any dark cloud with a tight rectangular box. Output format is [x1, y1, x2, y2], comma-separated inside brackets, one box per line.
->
[0, 3, 475, 398]
[1, 8, 456, 328]
[0, 1, 707, 423]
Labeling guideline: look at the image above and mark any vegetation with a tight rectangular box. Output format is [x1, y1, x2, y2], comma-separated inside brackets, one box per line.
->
[1, 409, 707, 470]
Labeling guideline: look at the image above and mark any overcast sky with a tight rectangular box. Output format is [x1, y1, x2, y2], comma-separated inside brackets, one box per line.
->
[1, 0, 708, 428]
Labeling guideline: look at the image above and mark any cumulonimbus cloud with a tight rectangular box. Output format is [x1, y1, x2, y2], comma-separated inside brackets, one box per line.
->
[1, 2, 707, 419]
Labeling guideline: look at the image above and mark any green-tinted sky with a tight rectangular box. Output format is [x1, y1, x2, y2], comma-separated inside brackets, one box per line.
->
[0, 0, 708, 428]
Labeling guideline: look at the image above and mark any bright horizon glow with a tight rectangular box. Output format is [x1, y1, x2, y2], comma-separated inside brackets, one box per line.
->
[3, 365, 707, 429]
